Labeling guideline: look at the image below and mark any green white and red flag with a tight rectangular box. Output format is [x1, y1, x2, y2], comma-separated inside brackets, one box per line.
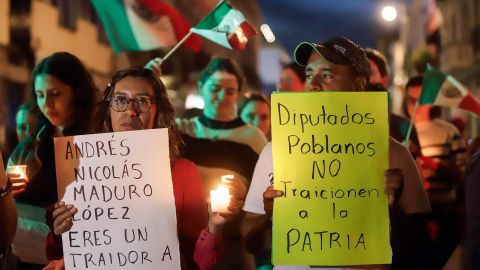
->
[191, 1, 257, 50]
[91, 0, 201, 53]
[420, 67, 480, 116]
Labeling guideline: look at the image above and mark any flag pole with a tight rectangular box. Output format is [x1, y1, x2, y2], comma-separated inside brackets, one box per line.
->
[161, 31, 194, 62]
[403, 101, 419, 148]
[471, 114, 478, 139]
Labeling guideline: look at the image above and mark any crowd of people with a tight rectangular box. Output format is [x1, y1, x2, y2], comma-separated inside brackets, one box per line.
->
[0, 35, 479, 270]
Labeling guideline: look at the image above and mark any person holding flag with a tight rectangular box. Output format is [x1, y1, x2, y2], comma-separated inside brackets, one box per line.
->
[364, 48, 422, 160]
[404, 75, 467, 268]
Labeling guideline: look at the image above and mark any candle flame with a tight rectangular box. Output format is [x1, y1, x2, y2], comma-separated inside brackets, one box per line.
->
[221, 174, 234, 183]
[8, 165, 27, 179]
[210, 184, 231, 212]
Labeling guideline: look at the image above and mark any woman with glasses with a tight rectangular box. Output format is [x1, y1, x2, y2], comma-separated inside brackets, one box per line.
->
[239, 92, 271, 140]
[8, 52, 97, 270]
[47, 67, 235, 270]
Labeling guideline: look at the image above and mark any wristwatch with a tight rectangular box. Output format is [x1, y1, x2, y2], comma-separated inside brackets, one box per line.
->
[0, 178, 12, 199]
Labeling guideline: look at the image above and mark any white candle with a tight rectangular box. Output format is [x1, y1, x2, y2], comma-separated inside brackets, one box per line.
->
[210, 185, 230, 212]
[8, 165, 27, 180]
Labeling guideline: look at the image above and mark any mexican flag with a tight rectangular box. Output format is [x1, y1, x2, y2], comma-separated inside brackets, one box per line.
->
[420, 67, 480, 116]
[91, 0, 201, 53]
[191, 1, 257, 50]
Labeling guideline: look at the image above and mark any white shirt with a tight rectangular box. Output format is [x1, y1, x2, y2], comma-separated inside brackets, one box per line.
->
[244, 139, 431, 270]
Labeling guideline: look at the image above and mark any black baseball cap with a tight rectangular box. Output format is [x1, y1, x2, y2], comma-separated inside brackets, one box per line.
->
[294, 37, 371, 79]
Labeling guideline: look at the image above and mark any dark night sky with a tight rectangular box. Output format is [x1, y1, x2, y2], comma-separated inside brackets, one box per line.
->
[259, 0, 385, 55]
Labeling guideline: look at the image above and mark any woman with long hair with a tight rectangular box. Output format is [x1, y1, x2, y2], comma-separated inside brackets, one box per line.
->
[8, 52, 97, 270]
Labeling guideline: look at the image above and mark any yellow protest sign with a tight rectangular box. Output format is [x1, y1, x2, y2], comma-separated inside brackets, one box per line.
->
[271, 91, 391, 266]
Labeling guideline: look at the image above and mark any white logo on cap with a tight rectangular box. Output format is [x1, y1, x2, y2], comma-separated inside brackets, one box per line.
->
[333, 44, 347, 56]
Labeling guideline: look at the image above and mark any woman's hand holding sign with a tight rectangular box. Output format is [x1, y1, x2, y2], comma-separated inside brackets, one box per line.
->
[52, 201, 78, 236]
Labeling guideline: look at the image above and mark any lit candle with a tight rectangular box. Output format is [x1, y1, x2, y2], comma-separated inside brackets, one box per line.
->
[221, 174, 234, 183]
[8, 165, 27, 180]
[210, 185, 231, 212]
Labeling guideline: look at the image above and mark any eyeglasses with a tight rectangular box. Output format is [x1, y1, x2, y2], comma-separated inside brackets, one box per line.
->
[108, 95, 154, 113]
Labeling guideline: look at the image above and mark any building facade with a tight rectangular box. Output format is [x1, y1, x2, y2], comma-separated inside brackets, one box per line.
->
[438, 0, 480, 136]
[0, 0, 115, 156]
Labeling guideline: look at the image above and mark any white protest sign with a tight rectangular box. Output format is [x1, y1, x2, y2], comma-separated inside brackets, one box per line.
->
[54, 128, 180, 270]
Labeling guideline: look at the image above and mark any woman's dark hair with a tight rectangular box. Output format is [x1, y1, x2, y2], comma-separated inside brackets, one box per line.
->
[283, 62, 306, 83]
[93, 67, 183, 162]
[364, 48, 389, 78]
[366, 82, 387, 92]
[239, 92, 270, 115]
[405, 76, 423, 90]
[31, 52, 97, 132]
[198, 57, 245, 92]
[17, 102, 37, 114]
[429, 106, 442, 119]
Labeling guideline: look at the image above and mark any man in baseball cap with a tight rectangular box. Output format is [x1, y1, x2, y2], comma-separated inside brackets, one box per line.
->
[293, 37, 371, 92]
[243, 37, 431, 269]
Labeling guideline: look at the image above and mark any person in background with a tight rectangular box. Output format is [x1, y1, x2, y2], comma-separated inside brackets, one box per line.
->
[464, 146, 480, 269]
[0, 152, 17, 270]
[404, 75, 467, 268]
[239, 92, 271, 140]
[8, 52, 97, 270]
[244, 37, 431, 270]
[364, 48, 389, 88]
[277, 63, 305, 92]
[451, 117, 468, 144]
[364, 48, 422, 160]
[177, 57, 268, 270]
[15, 102, 41, 143]
[467, 136, 480, 161]
[238, 92, 272, 269]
